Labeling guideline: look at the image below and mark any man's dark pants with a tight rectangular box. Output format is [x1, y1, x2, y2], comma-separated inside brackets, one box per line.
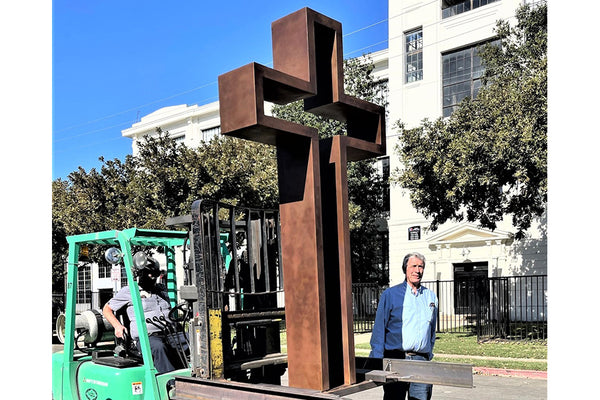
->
[137, 333, 188, 374]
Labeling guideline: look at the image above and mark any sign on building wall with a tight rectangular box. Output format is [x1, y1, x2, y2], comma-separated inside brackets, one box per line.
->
[408, 226, 421, 240]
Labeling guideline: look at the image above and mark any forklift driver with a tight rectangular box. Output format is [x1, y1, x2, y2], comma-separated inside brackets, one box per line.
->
[102, 257, 188, 373]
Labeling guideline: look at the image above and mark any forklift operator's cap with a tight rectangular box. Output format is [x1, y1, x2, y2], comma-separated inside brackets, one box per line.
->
[132, 251, 160, 275]
[144, 257, 160, 273]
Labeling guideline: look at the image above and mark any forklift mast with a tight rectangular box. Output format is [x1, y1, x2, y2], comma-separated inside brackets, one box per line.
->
[167, 199, 287, 383]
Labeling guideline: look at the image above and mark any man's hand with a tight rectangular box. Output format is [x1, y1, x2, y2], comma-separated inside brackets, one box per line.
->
[103, 303, 128, 339]
[114, 323, 128, 339]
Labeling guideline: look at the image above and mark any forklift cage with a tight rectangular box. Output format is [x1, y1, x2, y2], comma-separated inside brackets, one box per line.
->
[58, 228, 190, 400]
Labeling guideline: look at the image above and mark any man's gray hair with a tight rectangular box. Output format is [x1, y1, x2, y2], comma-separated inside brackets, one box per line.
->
[402, 252, 426, 274]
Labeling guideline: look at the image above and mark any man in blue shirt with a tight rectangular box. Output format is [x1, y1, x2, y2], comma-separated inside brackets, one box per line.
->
[370, 252, 438, 400]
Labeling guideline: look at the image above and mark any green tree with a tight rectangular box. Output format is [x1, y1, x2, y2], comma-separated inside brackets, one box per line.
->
[393, 2, 547, 239]
[272, 56, 389, 284]
[52, 180, 69, 293]
[194, 135, 278, 208]
[125, 129, 201, 229]
[52, 129, 278, 290]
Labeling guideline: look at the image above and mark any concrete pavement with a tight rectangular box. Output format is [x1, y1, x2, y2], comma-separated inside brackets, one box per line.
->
[53, 341, 547, 399]
[344, 374, 547, 400]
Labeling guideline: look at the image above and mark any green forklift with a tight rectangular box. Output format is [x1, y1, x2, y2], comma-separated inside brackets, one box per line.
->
[52, 228, 191, 399]
[52, 200, 287, 399]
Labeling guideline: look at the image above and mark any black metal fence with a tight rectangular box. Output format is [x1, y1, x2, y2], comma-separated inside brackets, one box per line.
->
[55, 275, 547, 341]
[352, 275, 547, 341]
[432, 275, 547, 340]
[352, 283, 385, 333]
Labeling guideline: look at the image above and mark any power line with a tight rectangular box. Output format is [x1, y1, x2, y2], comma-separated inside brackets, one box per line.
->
[53, 7, 399, 138]
[53, 2, 522, 148]
[53, 121, 134, 143]
[53, 136, 125, 155]
[343, 18, 387, 38]
[53, 81, 218, 136]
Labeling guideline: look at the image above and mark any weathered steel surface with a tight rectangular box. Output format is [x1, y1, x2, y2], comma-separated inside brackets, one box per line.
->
[218, 7, 385, 391]
[319, 135, 386, 388]
[174, 376, 343, 400]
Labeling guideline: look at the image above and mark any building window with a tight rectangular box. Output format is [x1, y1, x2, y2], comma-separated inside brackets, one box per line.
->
[442, 0, 500, 19]
[377, 156, 390, 213]
[376, 232, 389, 285]
[442, 45, 484, 118]
[442, 40, 499, 117]
[405, 28, 423, 83]
[202, 126, 221, 142]
[77, 264, 92, 305]
[121, 265, 128, 287]
[173, 135, 185, 144]
[98, 263, 110, 279]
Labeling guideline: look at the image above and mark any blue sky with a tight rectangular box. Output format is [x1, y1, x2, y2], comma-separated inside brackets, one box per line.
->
[52, 0, 388, 180]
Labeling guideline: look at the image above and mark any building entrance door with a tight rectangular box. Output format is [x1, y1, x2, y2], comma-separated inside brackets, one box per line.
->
[453, 262, 488, 315]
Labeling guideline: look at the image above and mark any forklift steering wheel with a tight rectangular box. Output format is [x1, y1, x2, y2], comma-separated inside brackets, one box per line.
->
[169, 301, 191, 323]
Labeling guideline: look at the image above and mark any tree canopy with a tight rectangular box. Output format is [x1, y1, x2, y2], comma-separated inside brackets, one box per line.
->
[392, 2, 547, 239]
[52, 132, 277, 291]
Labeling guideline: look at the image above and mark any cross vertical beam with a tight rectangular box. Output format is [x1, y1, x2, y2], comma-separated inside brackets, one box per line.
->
[276, 134, 330, 390]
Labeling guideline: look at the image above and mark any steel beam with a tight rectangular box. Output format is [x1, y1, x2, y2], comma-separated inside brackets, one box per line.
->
[174, 376, 343, 400]
[364, 358, 474, 388]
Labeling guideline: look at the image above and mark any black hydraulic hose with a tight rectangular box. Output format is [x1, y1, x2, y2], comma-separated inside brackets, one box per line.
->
[146, 317, 166, 333]
[147, 317, 186, 367]
[159, 316, 179, 335]
[152, 316, 169, 330]
[158, 316, 188, 366]
[153, 316, 187, 368]
[161, 315, 191, 352]
[172, 319, 191, 349]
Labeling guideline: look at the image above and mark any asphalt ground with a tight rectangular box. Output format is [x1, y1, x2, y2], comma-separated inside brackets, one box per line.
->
[52, 341, 548, 399]
[342, 374, 547, 400]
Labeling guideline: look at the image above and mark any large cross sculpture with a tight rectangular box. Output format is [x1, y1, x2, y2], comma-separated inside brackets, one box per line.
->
[218, 8, 385, 391]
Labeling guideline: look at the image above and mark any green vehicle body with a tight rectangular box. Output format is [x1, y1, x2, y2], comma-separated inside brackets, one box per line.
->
[52, 228, 192, 400]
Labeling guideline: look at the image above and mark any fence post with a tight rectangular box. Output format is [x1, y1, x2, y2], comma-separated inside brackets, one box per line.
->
[436, 279, 441, 333]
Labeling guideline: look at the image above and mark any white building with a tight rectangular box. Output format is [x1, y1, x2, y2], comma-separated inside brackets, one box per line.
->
[385, 0, 546, 287]
[122, 1, 546, 314]
[122, 103, 221, 156]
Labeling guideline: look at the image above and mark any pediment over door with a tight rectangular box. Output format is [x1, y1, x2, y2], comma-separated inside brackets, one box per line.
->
[427, 222, 512, 247]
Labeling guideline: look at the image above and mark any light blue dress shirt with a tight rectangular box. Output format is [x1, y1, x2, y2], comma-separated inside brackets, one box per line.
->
[369, 281, 438, 360]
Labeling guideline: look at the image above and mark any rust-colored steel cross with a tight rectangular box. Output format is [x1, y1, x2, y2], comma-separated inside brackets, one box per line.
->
[218, 8, 385, 391]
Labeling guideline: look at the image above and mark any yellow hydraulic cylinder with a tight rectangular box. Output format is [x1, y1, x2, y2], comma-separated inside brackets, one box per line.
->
[209, 309, 224, 379]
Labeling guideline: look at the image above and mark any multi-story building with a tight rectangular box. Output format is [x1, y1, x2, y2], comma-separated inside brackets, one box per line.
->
[384, 0, 546, 328]
[386, 0, 545, 282]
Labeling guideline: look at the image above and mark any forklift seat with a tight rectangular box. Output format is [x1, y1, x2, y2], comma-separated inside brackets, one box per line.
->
[92, 307, 143, 368]
[114, 308, 144, 361]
